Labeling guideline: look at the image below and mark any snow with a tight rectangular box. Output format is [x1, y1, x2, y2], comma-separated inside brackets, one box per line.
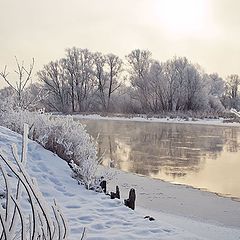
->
[108, 169, 240, 239]
[0, 126, 240, 239]
[72, 114, 240, 127]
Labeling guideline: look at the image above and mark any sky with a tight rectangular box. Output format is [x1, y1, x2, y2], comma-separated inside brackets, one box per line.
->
[0, 0, 240, 87]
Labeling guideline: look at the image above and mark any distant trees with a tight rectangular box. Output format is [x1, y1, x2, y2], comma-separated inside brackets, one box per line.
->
[222, 74, 240, 110]
[126, 49, 153, 112]
[93, 52, 107, 111]
[105, 53, 123, 111]
[38, 48, 123, 113]
[2, 48, 240, 113]
[208, 73, 225, 97]
[126, 51, 210, 112]
[64, 48, 95, 112]
[37, 48, 240, 113]
[38, 60, 68, 112]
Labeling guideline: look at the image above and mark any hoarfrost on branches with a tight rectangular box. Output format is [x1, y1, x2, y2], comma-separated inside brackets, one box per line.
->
[0, 110, 100, 189]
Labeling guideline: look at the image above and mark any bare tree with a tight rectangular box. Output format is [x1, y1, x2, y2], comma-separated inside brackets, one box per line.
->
[148, 61, 165, 112]
[223, 74, 240, 109]
[21, 82, 48, 110]
[209, 73, 225, 97]
[93, 52, 107, 111]
[0, 57, 34, 108]
[182, 65, 208, 110]
[126, 49, 153, 112]
[226, 74, 240, 99]
[33, 47, 228, 114]
[126, 49, 152, 80]
[105, 54, 123, 111]
[64, 48, 95, 112]
[161, 57, 188, 111]
[38, 61, 69, 112]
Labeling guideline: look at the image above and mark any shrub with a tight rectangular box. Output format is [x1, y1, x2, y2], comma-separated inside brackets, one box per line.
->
[0, 110, 99, 189]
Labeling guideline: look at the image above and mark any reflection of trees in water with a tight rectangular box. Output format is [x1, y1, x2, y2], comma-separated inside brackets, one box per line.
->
[81, 120, 240, 178]
[223, 128, 240, 152]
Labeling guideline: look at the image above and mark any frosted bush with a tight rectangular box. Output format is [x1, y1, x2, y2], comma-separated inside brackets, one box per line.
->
[0, 110, 100, 189]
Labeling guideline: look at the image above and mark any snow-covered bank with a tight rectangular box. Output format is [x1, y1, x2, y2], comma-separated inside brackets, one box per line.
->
[73, 114, 240, 127]
[108, 169, 240, 228]
[1, 126, 240, 239]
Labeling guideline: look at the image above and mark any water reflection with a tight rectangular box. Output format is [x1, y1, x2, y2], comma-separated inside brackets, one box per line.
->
[78, 119, 240, 198]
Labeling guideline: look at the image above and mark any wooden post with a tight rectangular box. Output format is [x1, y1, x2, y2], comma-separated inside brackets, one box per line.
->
[124, 188, 136, 210]
[110, 186, 121, 199]
[116, 186, 120, 199]
[100, 180, 107, 193]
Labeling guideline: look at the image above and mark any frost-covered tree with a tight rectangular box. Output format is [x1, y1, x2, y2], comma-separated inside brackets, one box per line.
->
[126, 49, 153, 112]
[127, 54, 210, 112]
[207, 73, 225, 111]
[147, 61, 165, 112]
[226, 74, 240, 99]
[0, 57, 34, 109]
[64, 48, 96, 112]
[162, 57, 188, 111]
[126, 49, 152, 80]
[93, 52, 107, 111]
[37, 48, 124, 113]
[159, 57, 209, 111]
[38, 60, 70, 112]
[208, 73, 225, 97]
[33, 47, 228, 114]
[105, 53, 123, 111]
[223, 74, 240, 110]
[0, 86, 15, 113]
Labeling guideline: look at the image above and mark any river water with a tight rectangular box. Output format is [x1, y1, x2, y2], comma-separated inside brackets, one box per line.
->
[78, 119, 240, 199]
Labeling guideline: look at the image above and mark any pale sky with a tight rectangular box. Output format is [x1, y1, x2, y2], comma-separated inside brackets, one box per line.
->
[0, 0, 240, 87]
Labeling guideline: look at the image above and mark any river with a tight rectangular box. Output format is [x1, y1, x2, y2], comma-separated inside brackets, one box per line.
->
[77, 118, 240, 199]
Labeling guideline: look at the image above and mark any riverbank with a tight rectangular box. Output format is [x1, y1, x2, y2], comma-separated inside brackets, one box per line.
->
[107, 168, 240, 229]
[107, 167, 240, 239]
[0, 126, 240, 239]
[73, 113, 240, 127]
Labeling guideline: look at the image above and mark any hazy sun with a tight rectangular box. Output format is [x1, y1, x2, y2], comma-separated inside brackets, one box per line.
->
[154, 0, 208, 36]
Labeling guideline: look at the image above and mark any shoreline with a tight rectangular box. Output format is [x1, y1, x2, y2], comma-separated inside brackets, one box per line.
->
[73, 113, 240, 127]
[106, 167, 240, 202]
[74, 113, 240, 202]
[107, 167, 240, 229]
[151, 174, 240, 202]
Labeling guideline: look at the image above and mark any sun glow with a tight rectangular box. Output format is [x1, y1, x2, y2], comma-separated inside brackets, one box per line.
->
[154, 0, 209, 36]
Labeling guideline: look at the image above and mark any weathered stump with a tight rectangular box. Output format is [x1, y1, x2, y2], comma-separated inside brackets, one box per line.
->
[116, 186, 120, 199]
[100, 180, 107, 193]
[111, 186, 121, 199]
[144, 216, 155, 221]
[124, 188, 136, 210]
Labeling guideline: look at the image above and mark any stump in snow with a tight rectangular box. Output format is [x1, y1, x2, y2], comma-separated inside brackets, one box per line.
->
[144, 216, 155, 221]
[116, 186, 120, 199]
[110, 186, 120, 199]
[100, 180, 107, 193]
[124, 188, 136, 210]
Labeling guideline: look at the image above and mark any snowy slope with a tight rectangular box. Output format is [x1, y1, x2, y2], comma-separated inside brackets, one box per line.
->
[0, 126, 240, 240]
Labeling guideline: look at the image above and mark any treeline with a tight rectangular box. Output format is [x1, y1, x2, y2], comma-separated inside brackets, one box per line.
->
[1, 48, 240, 113]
